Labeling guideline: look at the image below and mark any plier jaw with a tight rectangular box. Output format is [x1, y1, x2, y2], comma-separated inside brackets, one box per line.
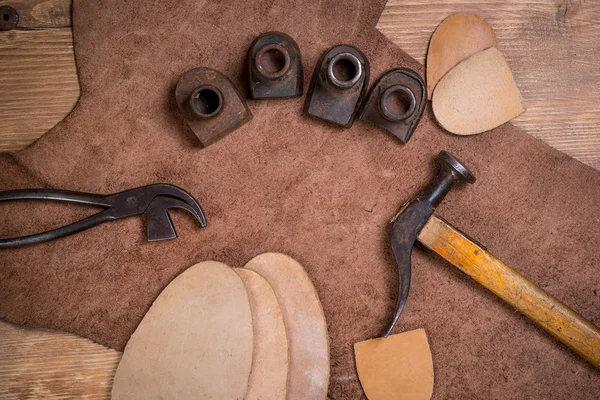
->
[144, 195, 206, 241]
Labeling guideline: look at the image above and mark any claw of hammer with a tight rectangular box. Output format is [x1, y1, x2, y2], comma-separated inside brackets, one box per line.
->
[384, 151, 475, 337]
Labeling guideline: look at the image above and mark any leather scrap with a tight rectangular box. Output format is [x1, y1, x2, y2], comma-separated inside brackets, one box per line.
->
[235, 268, 289, 400]
[354, 329, 434, 400]
[432, 47, 525, 135]
[111, 261, 253, 400]
[426, 13, 497, 99]
[245, 253, 330, 400]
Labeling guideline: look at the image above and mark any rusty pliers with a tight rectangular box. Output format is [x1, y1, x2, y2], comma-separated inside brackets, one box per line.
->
[0, 184, 207, 248]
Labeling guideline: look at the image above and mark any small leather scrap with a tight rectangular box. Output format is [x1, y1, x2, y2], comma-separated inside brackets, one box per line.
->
[354, 329, 434, 400]
[432, 47, 525, 135]
[426, 13, 497, 99]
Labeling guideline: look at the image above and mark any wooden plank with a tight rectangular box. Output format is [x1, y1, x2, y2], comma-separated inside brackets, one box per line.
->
[0, 0, 71, 28]
[378, 0, 600, 170]
[0, 28, 79, 152]
[0, 320, 120, 399]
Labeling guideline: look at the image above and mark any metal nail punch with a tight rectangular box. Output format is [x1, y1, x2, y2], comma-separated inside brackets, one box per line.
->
[0, 184, 207, 248]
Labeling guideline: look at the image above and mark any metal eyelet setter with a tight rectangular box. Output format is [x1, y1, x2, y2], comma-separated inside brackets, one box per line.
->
[248, 32, 303, 99]
[188, 85, 224, 118]
[305, 44, 369, 127]
[380, 85, 417, 121]
[175, 68, 252, 147]
[359, 68, 426, 144]
[327, 52, 362, 89]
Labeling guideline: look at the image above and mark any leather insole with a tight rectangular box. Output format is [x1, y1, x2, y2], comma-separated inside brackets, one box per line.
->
[111, 261, 253, 400]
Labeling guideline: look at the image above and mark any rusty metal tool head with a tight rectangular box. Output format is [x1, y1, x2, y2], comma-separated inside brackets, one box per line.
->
[359, 68, 426, 143]
[305, 44, 369, 127]
[248, 31, 303, 99]
[175, 67, 252, 147]
[384, 151, 475, 336]
[0, 184, 207, 248]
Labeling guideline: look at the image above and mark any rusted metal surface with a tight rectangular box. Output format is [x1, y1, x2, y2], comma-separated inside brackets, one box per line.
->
[359, 68, 426, 143]
[175, 67, 252, 147]
[305, 44, 369, 127]
[248, 31, 303, 99]
[384, 151, 475, 337]
[0, 5, 18, 30]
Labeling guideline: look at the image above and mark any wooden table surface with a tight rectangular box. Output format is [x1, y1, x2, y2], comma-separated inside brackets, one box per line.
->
[378, 0, 600, 170]
[0, 0, 599, 398]
[0, 322, 120, 399]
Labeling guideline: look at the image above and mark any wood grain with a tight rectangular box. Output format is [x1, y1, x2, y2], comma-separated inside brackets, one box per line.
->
[419, 215, 600, 368]
[0, 28, 79, 152]
[378, 0, 600, 170]
[0, 0, 71, 28]
[0, 320, 120, 399]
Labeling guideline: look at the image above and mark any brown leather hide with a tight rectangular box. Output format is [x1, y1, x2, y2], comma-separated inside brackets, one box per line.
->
[0, 0, 598, 398]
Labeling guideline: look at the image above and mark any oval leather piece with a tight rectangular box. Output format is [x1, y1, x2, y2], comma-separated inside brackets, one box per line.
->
[426, 13, 497, 99]
[111, 261, 253, 400]
[244, 252, 330, 400]
[432, 47, 525, 135]
[234, 268, 289, 400]
[354, 329, 434, 400]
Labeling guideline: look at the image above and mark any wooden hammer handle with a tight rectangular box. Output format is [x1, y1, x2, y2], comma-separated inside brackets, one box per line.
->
[418, 215, 600, 368]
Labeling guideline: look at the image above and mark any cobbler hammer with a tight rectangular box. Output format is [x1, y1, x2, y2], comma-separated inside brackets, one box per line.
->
[386, 151, 600, 368]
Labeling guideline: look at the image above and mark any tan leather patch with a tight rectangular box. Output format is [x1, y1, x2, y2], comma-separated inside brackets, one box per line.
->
[245, 252, 330, 400]
[433, 47, 525, 135]
[111, 261, 253, 400]
[426, 13, 497, 99]
[235, 268, 289, 400]
[355, 329, 434, 400]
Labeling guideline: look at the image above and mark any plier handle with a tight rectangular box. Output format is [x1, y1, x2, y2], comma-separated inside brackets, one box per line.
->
[0, 184, 207, 248]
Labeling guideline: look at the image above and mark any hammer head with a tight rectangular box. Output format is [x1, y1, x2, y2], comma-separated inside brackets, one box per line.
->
[384, 151, 475, 337]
